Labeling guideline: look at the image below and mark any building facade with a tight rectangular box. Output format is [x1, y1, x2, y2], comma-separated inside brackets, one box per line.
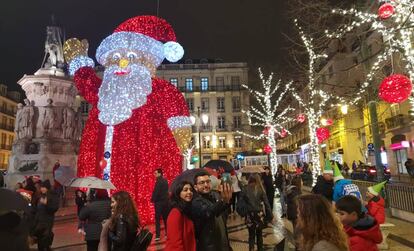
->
[0, 84, 20, 170]
[157, 60, 252, 166]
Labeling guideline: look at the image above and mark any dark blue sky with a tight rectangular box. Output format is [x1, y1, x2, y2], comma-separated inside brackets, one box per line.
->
[0, 0, 287, 91]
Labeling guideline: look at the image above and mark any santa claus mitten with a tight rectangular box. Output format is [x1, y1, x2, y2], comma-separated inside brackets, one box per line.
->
[68, 55, 95, 76]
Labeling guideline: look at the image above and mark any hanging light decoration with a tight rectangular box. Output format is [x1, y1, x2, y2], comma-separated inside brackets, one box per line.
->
[316, 127, 330, 143]
[296, 114, 306, 123]
[263, 144, 272, 154]
[279, 128, 287, 138]
[378, 3, 395, 19]
[262, 126, 270, 136]
[378, 74, 412, 103]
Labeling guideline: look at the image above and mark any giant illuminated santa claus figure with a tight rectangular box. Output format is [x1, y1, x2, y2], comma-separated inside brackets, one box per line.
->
[63, 16, 192, 223]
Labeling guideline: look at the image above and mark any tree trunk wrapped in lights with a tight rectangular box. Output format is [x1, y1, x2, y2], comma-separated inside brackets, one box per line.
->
[237, 68, 294, 174]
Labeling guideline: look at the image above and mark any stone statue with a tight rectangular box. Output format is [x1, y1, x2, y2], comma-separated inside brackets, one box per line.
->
[74, 108, 84, 141]
[63, 106, 75, 139]
[42, 99, 56, 137]
[43, 26, 64, 69]
[14, 103, 24, 140]
[21, 99, 34, 139]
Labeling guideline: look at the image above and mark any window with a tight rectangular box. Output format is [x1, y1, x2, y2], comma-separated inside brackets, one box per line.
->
[235, 136, 242, 148]
[201, 98, 209, 112]
[232, 96, 241, 112]
[186, 98, 194, 111]
[169, 78, 178, 87]
[185, 78, 193, 91]
[1, 133, 5, 146]
[218, 116, 226, 129]
[231, 76, 240, 85]
[217, 97, 225, 112]
[233, 116, 241, 129]
[396, 149, 408, 174]
[80, 101, 89, 114]
[219, 137, 226, 148]
[390, 104, 400, 117]
[203, 137, 211, 148]
[201, 77, 209, 91]
[216, 77, 224, 90]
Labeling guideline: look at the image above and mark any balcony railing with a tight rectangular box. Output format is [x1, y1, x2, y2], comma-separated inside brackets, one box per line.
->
[385, 114, 407, 130]
[0, 107, 15, 117]
[0, 144, 12, 150]
[0, 123, 14, 132]
[178, 85, 242, 93]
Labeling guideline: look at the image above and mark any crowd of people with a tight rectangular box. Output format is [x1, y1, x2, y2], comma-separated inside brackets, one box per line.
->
[1, 159, 389, 251]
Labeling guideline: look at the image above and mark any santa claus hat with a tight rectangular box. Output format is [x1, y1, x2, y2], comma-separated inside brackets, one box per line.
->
[96, 15, 184, 66]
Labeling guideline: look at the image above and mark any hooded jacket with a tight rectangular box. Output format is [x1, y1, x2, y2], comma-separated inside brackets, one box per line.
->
[367, 196, 385, 225]
[344, 214, 382, 251]
[312, 175, 334, 201]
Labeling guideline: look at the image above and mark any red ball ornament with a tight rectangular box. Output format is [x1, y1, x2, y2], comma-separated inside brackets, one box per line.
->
[296, 114, 306, 123]
[379, 74, 412, 103]
[316, 128, 330, 144]
[99, 159, 107, 169]
[263, 145, 272, 154]
[262, 126, 270, 136]
[378, 3, 395, 19]
[326, 118, 333, 126]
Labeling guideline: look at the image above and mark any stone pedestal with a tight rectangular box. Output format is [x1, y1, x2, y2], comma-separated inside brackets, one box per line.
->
[6, 69, 80, 187]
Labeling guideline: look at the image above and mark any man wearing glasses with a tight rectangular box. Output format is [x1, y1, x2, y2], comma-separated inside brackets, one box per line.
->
[192, 170, 233, 251]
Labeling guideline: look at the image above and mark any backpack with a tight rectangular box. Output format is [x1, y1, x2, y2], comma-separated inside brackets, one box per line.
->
[342, 183, 362, 199]
[130, 227, 153, 251]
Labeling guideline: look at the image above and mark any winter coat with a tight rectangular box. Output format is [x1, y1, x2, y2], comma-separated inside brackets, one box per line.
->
[312, 175, 334, 201]
[274, 173, 287, 191]
[191, 192, 231, 251]
[165, 208, 196, 251]
[286, 185, 301, 221]
[367, 196, 385, 225]
[79, 199, 111, 241]
[344, 214, 382, 251]
[311, 240, 342, 251]
[262, 174, 275, 198]
[151, 176, 169, 203]
[33, 191, 59, 231]
[75, 194, 86, 216]
[243, 186, 272, 216]
[108, 214, 137, 251]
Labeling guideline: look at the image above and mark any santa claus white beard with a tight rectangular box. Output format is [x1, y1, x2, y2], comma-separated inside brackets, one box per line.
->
[97, 64, 152, 125]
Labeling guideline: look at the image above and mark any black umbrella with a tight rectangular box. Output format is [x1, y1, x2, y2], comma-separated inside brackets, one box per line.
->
[0, 188, 29, 213]
[203, 160, 234, 173]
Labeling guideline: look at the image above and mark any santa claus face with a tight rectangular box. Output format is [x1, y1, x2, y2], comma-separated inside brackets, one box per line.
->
[97, 51, 152, 125]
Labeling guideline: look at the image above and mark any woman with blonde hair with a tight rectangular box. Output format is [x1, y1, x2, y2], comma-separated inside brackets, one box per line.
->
[296, 194, 349, 251]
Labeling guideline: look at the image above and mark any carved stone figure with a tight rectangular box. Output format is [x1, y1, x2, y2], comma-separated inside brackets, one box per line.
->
[21, 99, 34, 139]
[14, 103, 24, 140]
[63, 106, 75, 139]
[44, 26, 64, 69]
[42, 99, 56, 137]
[74, 108, 84, 141]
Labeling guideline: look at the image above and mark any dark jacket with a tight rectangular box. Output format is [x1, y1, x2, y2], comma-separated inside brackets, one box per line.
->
[345, 214, 382, 251]
[191, 192, 231, 251]
[262, 174, 275, 197]
[108, 214, 137, 251]
[286, 185, 301, 221]
[79, 199, 111, 241]
[75, 194, 86, 215]
[33, 190, 60, 230]
[244, 186, 271, 216]
[151, 176, 169, 203]
[312, 175, 334, 201]
[274, 173, 286, 190]
[0, 211, 30, 251]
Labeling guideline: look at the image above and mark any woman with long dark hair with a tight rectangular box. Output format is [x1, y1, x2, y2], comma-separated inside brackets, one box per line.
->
[106, 191, 139, 251]
[165, 181, 196, 251]
[243, 174, 272, 251]
[286, 175, 302, 228]
[296, 194, 348, 251]
[262, 166, 275, 210]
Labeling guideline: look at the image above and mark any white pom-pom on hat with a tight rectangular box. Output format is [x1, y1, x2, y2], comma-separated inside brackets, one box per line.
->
[164, 41, 184, 62]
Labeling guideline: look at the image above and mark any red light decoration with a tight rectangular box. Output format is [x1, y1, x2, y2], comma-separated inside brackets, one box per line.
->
[263, 145, 272, 154]
[280, 128, 287, 138]
[326, 118, 333, 126]
[378, 3, 395, 19]
[296, 114, 306, 123]
[262, 126, 270, 136]
[316, 127, 330, 143]
[378, 74, 412, 103]
[99, 159, 107, 169]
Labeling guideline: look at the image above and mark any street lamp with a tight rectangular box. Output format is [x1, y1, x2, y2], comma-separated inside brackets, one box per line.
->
[197, 106, 209, 168]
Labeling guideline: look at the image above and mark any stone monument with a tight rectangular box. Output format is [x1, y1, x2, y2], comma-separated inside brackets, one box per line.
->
[6, 22, 80, 186]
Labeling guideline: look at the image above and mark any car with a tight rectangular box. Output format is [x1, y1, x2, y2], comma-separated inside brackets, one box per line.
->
[350, 164, 391, 181]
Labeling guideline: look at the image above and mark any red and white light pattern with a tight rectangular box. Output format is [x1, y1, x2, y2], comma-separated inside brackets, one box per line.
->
[316, 127, 330, 143]
[296, 114, 306, 123]
[378, 3, 395, 19]
[379, 74, 412, 103]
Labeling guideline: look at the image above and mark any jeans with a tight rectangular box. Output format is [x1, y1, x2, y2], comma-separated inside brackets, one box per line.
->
[231, 191, 240, 213]
[154, 201, 169, 238]
[278, 188, 286, 215]
[248, 226, 263, 251]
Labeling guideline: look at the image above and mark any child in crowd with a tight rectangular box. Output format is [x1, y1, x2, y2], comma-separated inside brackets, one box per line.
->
[336, 195, 382, 251]
[365, 181, 387, 225]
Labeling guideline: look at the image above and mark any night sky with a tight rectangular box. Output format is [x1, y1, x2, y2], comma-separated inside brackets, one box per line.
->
[0, 0, 287, 92]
